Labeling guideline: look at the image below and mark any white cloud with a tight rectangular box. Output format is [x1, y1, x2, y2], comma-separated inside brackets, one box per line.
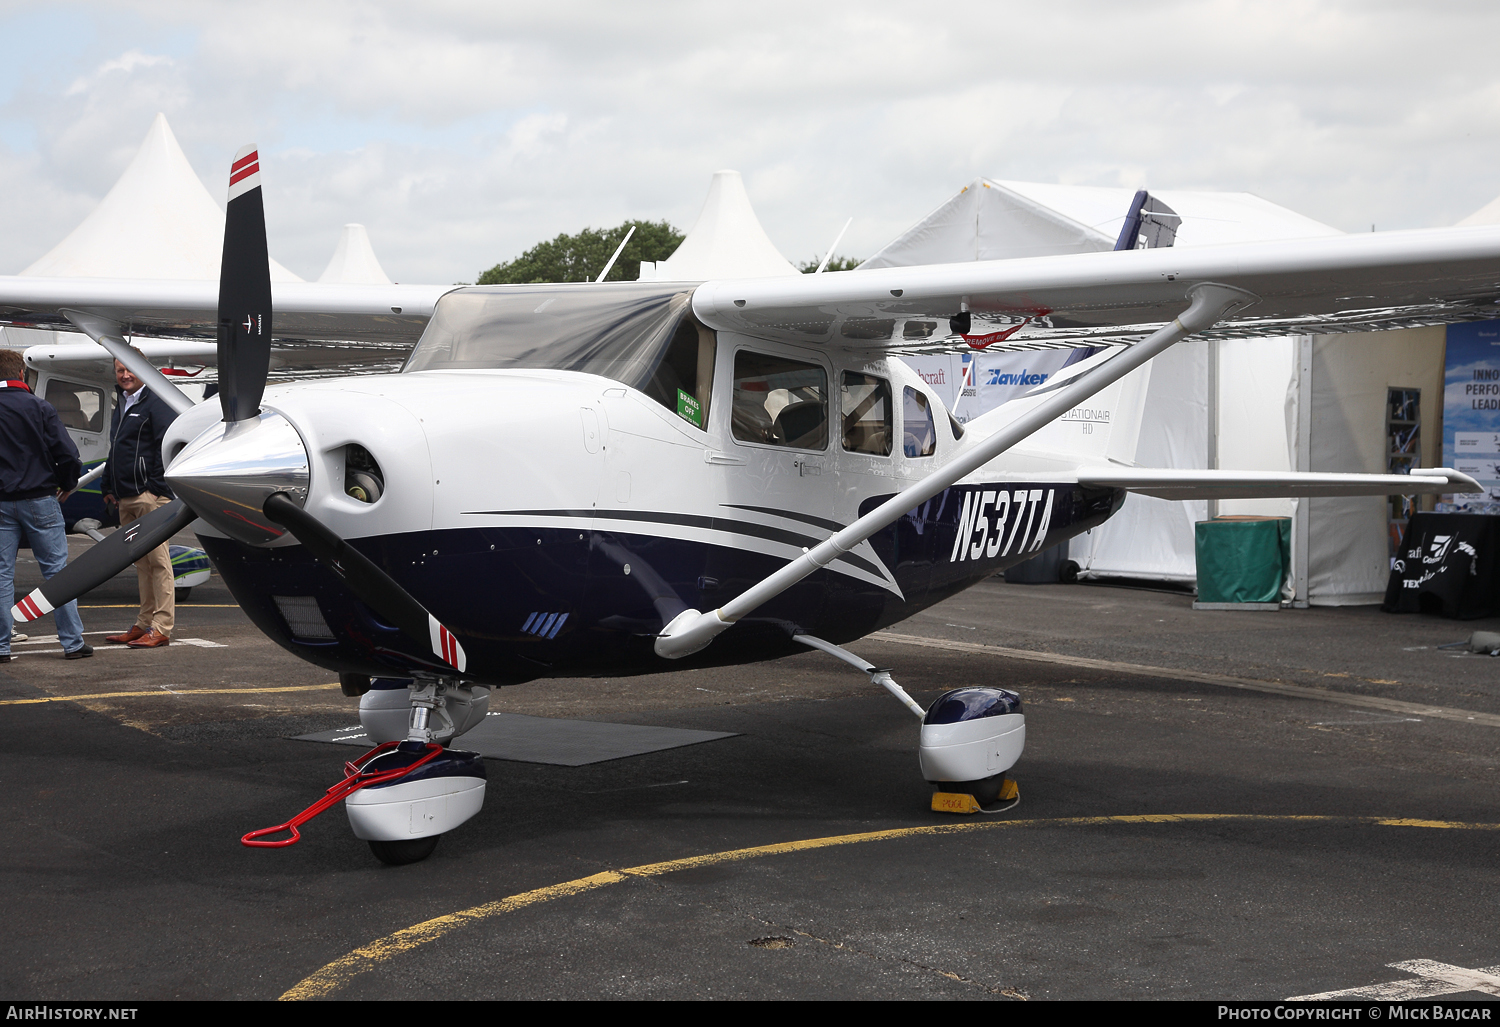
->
[0, 0, 1497, 282]
[64, 49, 174, 97]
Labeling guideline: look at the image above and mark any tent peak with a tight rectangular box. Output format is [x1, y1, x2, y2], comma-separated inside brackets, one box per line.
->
[20, 113, 303, 282]
[641, 170, 799, 281]
[1457, 192, 1500, 227]
[317, 223, 393, 285]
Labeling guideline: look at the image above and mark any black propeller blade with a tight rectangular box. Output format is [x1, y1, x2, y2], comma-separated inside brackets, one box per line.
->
[217, 145, 273, 424]
[262, 493, 467, 673]
[16, 145, 470, 679]
[11, 500, 196, 624]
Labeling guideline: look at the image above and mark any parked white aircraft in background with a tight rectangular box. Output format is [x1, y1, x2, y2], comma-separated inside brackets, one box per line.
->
[5, 146, 1496, 863]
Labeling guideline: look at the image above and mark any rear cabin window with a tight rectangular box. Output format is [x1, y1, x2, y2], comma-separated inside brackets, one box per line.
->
[732, 351, 828, 451]
[841, 372, 892, 456]
[903, 386, 937, 458]
[44, 379, 105, 434]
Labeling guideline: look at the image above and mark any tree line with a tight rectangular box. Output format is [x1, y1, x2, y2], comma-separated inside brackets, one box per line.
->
[477, 221, 862, 283]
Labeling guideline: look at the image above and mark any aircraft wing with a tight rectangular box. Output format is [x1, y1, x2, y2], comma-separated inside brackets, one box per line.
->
[691, 225, 1500, 351]
[21, 337, 418, 380]
[1073, 467, 1482, 500]
[0, 277, 456, 346]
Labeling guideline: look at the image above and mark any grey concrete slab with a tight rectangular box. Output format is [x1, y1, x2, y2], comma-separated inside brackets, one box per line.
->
[5, 553, 1500, 1000]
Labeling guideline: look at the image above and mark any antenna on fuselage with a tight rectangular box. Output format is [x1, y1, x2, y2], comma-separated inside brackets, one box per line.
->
[815, 218, 853, 274]
[595, 224, 637, 282]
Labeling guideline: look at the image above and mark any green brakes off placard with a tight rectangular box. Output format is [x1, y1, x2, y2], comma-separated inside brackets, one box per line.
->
[677, 389, 702, 428]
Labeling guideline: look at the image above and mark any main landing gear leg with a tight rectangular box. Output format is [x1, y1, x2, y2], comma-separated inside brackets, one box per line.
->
[792, 633, 1025, 815]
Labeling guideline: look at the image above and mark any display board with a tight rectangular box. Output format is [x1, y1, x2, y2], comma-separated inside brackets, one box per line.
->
[898, 348, 1101, 426]
[1441, 319, 1500, 514]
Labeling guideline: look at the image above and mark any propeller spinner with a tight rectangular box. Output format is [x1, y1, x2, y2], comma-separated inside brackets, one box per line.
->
[12, 145, 466, 675]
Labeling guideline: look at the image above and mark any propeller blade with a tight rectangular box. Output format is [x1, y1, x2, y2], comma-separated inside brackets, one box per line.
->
[262, 493, 467, 673]
[11, 500, 196, 623]
[217, 144, 273, 424]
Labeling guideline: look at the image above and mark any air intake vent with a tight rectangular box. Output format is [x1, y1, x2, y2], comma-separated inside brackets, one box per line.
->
[345, 444, 384, 503]
[274, 595, 336, 640]
[521, 612, 569, 639]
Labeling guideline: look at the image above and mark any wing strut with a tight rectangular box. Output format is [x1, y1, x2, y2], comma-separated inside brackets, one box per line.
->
[654, 282, 1254, 659]
[794, 633, 926, 719]
[59, 309, 195, 416]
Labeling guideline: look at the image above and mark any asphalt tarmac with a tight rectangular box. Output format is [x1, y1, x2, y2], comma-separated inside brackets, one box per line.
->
[3, 538, 1499, 1001]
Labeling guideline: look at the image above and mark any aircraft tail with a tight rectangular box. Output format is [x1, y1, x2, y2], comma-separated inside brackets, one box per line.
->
[1115, 190, 1182, 250]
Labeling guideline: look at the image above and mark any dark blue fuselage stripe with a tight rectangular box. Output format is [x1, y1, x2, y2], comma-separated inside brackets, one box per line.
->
[718, 503, 846, 534]
[465, 508, 890, 581]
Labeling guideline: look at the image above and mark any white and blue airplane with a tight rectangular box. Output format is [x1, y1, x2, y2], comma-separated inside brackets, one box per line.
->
[6, 146, 1497, 863]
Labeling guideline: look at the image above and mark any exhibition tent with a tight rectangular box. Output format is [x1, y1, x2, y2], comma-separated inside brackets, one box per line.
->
[861, 178, 1342, 267]
[317, 224, 394, 285]
[874, 178, 1416, 605]
[1458, 193, 1500, 227]
[21, 113, 303, 282]
[3, 113, 305, 353]
[641, 170, 800, 281]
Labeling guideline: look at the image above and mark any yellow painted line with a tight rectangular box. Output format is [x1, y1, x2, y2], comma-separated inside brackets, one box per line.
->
[869, 631, 1500, 729]
[0, 682, 342, 706]
[281, 813, 1500, 1001]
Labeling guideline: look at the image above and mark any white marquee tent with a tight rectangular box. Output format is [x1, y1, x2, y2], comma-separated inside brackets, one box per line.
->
[317, 224, 394, 285]
[640, 170, 800, 281]
[5, 114, 402, 354]
[872, 178, 1430, 605]
[21, 113, 303, 283]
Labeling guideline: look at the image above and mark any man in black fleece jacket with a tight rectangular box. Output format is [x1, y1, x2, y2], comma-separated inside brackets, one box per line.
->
[102, 358, 179, 648]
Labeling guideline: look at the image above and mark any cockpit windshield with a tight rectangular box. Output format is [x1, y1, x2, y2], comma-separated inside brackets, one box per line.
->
[403, 283, 695, 390]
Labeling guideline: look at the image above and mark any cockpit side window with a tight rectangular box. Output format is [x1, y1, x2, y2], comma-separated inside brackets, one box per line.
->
[640, 315, 715, 429]
[732, 350, 828, 451]
[841, 372, 891, 456]
[902, 386, 937, 458]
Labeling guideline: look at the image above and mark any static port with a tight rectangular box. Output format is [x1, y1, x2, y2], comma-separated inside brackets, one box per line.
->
[345, 444, 385, 503]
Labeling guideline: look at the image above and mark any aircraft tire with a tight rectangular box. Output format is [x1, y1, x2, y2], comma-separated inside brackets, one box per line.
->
[175, 587, 192, 602]
[369, 835, 441, 866]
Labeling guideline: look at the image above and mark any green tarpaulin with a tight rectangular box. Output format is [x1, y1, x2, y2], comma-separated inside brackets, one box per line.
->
[1195, 517, 1290, 604]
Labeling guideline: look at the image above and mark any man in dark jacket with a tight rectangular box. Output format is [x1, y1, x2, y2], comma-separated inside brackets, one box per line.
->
[0, 348, 91, 662]
[102, 358, 179, 649]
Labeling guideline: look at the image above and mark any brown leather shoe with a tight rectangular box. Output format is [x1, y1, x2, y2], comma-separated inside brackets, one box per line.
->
[105, 626, 148, 645]
[126, 629, 170, 649]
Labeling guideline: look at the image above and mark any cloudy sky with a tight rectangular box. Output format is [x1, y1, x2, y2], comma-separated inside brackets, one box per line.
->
[2, 0, 1498, 284]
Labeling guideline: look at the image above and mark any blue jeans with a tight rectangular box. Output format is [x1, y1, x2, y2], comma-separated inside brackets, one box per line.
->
[0, 496, 86, 655]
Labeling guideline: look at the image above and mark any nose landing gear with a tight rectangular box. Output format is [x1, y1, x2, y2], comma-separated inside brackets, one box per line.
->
[243, 675, 491, 864]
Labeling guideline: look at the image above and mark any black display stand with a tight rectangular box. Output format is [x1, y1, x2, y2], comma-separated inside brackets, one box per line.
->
[1382, 513, 1500, 619]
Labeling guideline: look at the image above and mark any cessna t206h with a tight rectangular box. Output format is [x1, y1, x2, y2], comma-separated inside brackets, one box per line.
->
[7, 146, 1498, 863]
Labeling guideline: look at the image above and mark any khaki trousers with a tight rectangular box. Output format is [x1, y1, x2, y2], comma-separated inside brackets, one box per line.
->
[118, 493, 174, 637]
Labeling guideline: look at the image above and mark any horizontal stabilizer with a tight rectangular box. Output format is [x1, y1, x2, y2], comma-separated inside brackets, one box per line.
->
[1075, 466, 1481, 500]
